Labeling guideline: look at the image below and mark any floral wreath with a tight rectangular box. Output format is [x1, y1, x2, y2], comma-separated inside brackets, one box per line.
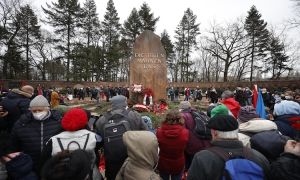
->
[143, 87, 154, 97]
[131, 82, 144, 93]
[150, 98, 168, 114]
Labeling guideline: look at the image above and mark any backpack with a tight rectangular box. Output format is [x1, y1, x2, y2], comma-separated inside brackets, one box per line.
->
[103, 110, 131, 163]
[183, 108, 212, 139]
[209, 146, 265, 180]
[196, 91, 202, 100]
[56, 133, 91, 151]
[239, 129, 291, 160]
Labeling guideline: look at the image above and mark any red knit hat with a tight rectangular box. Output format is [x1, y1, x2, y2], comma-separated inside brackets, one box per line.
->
[61, 108, 88, 131]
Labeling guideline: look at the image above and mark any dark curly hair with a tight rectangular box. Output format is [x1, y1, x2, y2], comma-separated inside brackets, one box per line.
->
[162, 109, 184, 125]
[41, 149, 92, 180]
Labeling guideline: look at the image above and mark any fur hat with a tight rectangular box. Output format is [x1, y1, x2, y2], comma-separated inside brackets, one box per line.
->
[30, 95, 50, 107]
[179, 101, 191, 109]
[206, 114, 238, 131]
[112, 95, 127, 109]
[237, 106, 260, 122]
[61, 108, 88, 131]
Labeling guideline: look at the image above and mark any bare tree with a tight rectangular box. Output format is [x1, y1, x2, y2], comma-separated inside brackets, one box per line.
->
[202, 19, 250, 82]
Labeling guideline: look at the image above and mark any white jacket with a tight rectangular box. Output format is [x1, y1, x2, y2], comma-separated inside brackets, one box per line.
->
[238, 118, 278, 148]
[51, 129, 96, 155]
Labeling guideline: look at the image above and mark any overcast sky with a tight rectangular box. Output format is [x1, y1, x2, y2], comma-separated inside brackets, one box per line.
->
[32, 0, 297, 41]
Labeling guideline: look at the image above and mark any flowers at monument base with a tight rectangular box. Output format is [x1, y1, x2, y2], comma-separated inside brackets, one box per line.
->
[131, 82, 144, 93]
[150, 98, 168, 114]
[133, 104, 150, 112]
[290, 117, 300, 141]
[143, 87, 154, 97]
[143, 87, 154, 105]
[127, 100, 134, 108]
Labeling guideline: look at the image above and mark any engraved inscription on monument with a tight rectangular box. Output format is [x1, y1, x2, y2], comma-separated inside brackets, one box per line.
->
[130, 30, 167, 103]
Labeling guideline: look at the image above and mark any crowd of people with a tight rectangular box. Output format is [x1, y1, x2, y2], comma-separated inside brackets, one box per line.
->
[72, 85, 130, 103]
[0, 84, 299, 180]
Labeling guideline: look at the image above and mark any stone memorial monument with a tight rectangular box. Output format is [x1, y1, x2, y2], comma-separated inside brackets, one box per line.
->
[130, 30, 167, 104]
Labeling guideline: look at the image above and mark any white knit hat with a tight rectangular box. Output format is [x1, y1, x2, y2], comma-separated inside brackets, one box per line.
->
[30, 95, 50, 107]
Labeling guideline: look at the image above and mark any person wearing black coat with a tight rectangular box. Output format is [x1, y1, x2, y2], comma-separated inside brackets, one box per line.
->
[9, 95, 63, 175]
[0, 86, 34, 132]
[271, 140, 300, 180]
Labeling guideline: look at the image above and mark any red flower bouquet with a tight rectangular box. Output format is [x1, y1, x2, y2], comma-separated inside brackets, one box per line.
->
[151, 98, 168, 114]
[290, 117, 300, 141]
[143, 87, 154, 97]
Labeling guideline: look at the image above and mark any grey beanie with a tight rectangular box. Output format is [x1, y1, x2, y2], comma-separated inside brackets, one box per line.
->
[179, 101, 191, 109]
[112, 95, 127, 109]
[30, 95, 50, 107]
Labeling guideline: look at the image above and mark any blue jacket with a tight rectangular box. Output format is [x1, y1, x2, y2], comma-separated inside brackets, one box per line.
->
[274, 114, 300, 140]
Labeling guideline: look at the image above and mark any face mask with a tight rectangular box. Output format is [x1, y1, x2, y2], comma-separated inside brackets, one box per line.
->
[274, 95, 279, 98]
[285, 96, 291, 100]
[33, 111, 47, 120]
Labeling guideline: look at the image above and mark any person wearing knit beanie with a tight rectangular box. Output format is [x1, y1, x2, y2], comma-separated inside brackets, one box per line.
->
[237, 106, 260, 123]
[61, 108, 88, 131]
[30, 95, 50, 107]
[112, 95, 127, 109]
[210, 104, 229, 118]
[142, 116, 156, 135]
[9, 96, 63, 174]
[179, 101, 191, 111]
[38, 108, 101, 179]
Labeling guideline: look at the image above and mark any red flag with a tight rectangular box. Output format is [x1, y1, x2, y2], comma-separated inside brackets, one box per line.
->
[252, 85, 258, 108]
[38, 85, 42, 95]
[21, 80, 25, 87]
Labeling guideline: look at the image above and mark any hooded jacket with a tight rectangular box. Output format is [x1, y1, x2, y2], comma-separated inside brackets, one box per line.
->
[0, 89, 32, 131]
[156, 124, 189, 174]
[116, 131, 161, 180]
[238, 118, 278, 147]
[9, 110, 63, 172]
[4, 152, 38, 180]
[274, 100, 300, 139]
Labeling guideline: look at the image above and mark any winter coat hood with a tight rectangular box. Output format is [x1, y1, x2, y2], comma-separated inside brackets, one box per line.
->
[115, 131, 161, 180]
[238, 118, 278, 147]
[124, 131, 158, 168]
[160, 124, 183, 138]
[239, 118, 277, 133]
[8, 89, 32, 99]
